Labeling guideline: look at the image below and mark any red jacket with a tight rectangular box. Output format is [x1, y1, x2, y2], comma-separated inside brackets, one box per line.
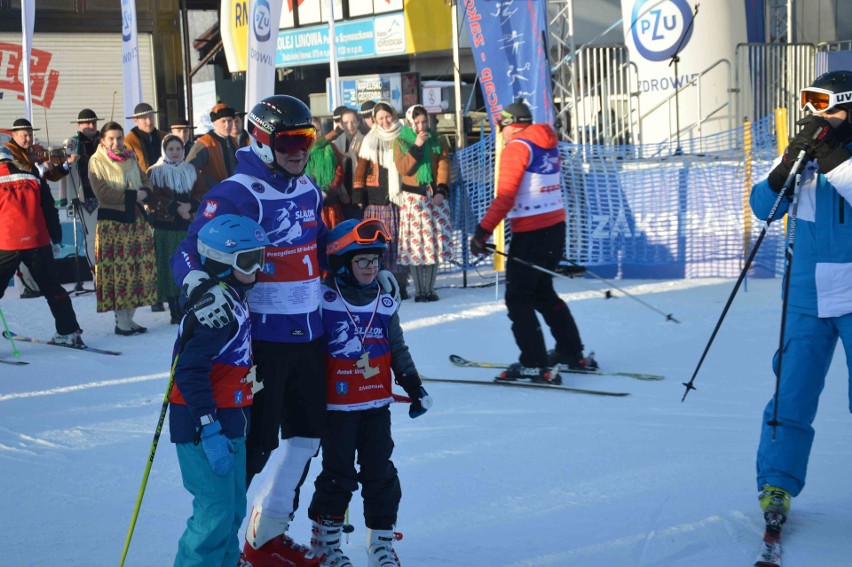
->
[480, 124, 566, 234]
[0, 162, 61, 250]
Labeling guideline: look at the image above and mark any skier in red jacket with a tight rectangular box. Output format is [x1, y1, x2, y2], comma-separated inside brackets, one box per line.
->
[470, 100, 593, 382]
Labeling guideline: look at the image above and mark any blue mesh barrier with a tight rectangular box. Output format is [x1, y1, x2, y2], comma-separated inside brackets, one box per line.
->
[447, 115, 787, 279]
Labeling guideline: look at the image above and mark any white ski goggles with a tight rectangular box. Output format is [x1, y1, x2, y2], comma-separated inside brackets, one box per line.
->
[199, 244, 267, 275]
[800, 87, 852, 114]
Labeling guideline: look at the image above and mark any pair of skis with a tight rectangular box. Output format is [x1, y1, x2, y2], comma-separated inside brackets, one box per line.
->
[420, 354, 665, 397]
[2, 330, 121, 359]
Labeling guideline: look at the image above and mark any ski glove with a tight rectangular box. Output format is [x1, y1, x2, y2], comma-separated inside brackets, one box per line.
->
[469, 225, 491, 256]
[183, 270, 235, 329]
[811, 120, 852, 174]
[396, 373, 433, 418]
[199, 420, 235, 476]
[377, 270, 401, 303]
[768, 116, 832, 192]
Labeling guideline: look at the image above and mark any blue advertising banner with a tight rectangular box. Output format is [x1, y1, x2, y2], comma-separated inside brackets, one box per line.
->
[463, 0, 554, 127]
[276, 13, 405, 67]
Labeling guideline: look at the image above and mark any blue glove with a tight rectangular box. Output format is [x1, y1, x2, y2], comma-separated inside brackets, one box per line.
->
[408, 386, 433, 418]
[199, 420, 234, 476]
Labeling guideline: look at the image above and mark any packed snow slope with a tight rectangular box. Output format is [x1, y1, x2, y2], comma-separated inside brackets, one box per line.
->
[1, 274, 850, 566]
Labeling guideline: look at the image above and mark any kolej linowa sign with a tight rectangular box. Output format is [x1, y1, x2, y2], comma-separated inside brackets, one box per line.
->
[276, 12, 405, 67]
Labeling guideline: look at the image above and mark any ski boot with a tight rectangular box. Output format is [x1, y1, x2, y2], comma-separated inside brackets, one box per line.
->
[497, 362, 561, 384]
[50, 329, 85, 348]
[306, 515, 353, 566]
[547, 349, 599, 371]
[366, 528, 402, 567]
[759, 485, 791, 524]
[243, 506, 319, 567]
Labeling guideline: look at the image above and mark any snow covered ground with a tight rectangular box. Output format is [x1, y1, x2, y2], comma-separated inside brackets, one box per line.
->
[1, 272, 850, 566]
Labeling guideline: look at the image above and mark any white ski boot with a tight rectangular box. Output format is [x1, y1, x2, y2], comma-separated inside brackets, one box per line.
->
[366, 528, 401, 567]
[306, 515, 353, 566]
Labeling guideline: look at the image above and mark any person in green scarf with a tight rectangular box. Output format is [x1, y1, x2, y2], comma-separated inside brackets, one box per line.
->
[306, 117, 345, 229]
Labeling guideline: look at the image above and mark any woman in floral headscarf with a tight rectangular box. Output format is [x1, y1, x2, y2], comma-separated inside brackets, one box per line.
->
[88, 121, 157, 335]
[353, 101, 410, 298]
[393, 104, 451, 302]
[145, 133, 198, 323]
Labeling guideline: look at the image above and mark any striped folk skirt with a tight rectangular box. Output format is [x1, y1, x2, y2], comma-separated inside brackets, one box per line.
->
[95, 217, 157, 312]
[154, 228, 187, 301]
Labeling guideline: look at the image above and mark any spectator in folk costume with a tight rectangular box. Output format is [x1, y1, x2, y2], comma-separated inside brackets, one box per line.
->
[469, 100, 594, 383]
[393, 104, 452, 302]
[87, 121, 157, 336]
[170, 117, 195, 156]
[62, 109, 104, 271]
[145, 134, 199, 324]
[124, 102, 167, 172]
[306, 116, 346, 229]
[328, 106, 365, 220]
[359, 100, 376, 135]
[169, 214, 269, 567]
[0, 146, 84, 346]
[750, 70, 852, 527]
[186, 103, 240, 197]
[355, 101, 411, 300]
[306, 218, 432, 567]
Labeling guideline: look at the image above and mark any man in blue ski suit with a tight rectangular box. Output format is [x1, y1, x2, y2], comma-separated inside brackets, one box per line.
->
[750, 70, 852, 521]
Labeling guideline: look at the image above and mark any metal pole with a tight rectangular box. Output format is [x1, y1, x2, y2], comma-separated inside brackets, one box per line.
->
[327, 0, 340, 110]
[180, 0, 194, 124]
[451, 0, 465, 151]
[566, 0, 579, 143]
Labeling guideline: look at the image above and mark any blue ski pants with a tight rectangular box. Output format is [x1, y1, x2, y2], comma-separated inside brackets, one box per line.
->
[174, 437, 247, 567]
[756, 311, 852, 497]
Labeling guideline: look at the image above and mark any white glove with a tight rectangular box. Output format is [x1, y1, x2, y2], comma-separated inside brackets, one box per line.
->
[191, 283, 235, 329]
[51, 243, 62, 257]
[182, 270, 211, 299]
[182, 270, 235, 329]
[377, 270, 400, 303]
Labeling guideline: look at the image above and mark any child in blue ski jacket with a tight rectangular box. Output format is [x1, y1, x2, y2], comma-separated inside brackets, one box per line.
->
[169, 214, 269, 567]
[750, 70, 852, 525]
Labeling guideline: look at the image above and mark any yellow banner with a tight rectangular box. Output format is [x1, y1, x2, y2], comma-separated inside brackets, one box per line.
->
[221, 0, 251, 73]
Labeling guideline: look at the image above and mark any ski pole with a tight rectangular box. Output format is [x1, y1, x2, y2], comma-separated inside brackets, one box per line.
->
[0, 305, 20, 358]
[557, 256, 680, 323]
[119, 317, 196, 566]
[484, 244, 680, 323]
[119, 356, 178, 567]
[682, 145, 812, 401]
[768, 168, 806, 439]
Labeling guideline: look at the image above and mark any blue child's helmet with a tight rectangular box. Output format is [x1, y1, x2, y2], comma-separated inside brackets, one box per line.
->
[197, 214, 270, 282]
[326, 218, 390, 278]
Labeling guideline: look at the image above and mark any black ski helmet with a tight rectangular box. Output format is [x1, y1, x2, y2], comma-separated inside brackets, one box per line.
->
[802, 70, 852, 114]
[246, 95, 315, 174]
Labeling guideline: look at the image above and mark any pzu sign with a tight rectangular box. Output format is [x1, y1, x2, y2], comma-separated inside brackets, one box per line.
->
[630, 0, 694, 62]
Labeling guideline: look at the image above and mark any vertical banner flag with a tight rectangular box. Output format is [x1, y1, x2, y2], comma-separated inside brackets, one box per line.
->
[121, 0, 143, 131]
[245, 0, 284, 111]
[463, 0, 554, 128]
[21, 0, 35, 121]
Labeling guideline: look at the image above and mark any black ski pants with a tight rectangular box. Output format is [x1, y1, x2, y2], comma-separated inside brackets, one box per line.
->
[308, 406, 401, 530]
[505, 221, 583, 368]
[0, 246, 79, 334]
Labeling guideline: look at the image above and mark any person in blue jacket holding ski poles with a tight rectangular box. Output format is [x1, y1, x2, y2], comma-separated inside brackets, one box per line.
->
[750, 70, 852, 526]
